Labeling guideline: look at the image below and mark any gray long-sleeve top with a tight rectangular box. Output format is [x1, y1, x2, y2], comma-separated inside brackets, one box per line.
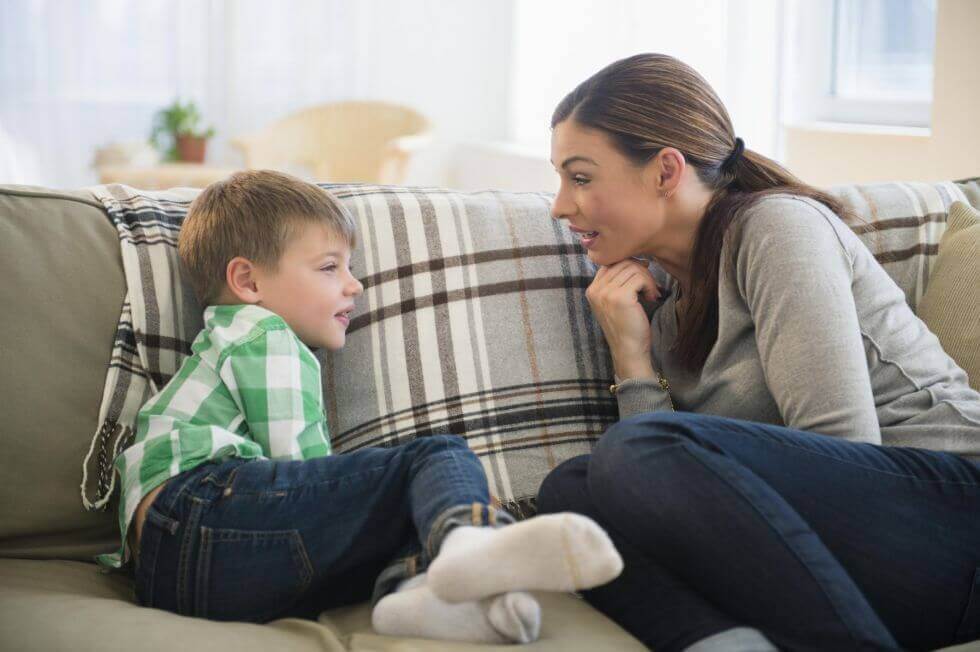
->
[615, 194, 980, 457]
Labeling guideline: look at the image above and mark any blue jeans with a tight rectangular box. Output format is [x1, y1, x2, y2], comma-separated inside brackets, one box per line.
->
[134, 435, 511, 622]
[537, 412, 980, 652]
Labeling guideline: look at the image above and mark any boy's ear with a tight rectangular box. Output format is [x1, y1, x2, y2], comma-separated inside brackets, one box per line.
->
[225, 256, 261, 304]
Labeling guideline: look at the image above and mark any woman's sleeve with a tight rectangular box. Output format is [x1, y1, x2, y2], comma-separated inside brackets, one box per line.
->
[614, 377, 673, 420]
[735, 197, 881, 444]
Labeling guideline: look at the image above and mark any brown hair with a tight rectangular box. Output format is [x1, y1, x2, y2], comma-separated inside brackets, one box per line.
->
[178, 169, 356, 304]
[553, 53, 851, 371]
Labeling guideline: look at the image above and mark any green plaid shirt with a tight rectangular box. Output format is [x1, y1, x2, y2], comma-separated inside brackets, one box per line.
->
[97, 304, 331, 568]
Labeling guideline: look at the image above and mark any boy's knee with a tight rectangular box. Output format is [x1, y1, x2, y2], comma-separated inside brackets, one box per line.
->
[408, 434, 470, 456]
[430, 434, 468, 449]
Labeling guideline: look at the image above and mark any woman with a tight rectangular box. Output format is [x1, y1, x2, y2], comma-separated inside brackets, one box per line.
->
[537, 53, 980, 652]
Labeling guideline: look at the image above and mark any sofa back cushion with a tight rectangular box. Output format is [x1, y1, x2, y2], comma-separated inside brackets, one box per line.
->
[1, 177, 976, 560]
[0, 186, 123, 559]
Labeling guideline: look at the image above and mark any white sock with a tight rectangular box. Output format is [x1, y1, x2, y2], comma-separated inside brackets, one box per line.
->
[427, 512, 624, 603]
[683, 627, 778, 652]
[371, 573, 541, 644]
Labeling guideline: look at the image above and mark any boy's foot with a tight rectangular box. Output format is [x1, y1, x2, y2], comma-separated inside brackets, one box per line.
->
[427, 512, 623, 603]
[370, 574, 541, 644]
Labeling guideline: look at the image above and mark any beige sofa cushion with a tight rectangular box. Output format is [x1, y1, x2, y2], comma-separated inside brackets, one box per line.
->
[0, 186, 122, 560]
[917, 201, 980, 391]
[0, 559, 646, 651]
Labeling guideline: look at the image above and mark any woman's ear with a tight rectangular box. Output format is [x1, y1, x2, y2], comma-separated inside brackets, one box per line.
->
[225, 256, 262, 304]
[653, 147, 686, 197]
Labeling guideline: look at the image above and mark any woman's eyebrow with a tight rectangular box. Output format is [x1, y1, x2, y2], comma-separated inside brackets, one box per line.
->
[559, 155, 598, 169]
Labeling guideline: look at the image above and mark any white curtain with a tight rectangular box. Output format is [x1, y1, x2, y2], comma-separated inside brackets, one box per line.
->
[1, 0, 786, 189]
[0, 0, 362, 188]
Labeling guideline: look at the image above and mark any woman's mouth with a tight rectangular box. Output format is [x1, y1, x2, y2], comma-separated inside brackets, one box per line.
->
[578, 230, 600, 248]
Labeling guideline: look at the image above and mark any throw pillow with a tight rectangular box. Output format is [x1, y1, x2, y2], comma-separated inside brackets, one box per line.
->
[917, 201, 980, 391]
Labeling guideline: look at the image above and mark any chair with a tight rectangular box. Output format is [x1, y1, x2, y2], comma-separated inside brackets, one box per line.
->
[231, 101, 432, 184]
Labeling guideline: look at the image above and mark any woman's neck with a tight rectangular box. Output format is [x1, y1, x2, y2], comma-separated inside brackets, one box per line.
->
[642, 184, 715, 292]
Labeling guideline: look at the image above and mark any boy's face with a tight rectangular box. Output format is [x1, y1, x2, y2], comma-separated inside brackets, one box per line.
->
[254, 223, 363, 350]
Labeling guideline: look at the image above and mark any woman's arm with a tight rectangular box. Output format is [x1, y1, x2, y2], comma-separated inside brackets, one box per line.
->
[736, 197, 880, 443]
[584, 259, 672, 420]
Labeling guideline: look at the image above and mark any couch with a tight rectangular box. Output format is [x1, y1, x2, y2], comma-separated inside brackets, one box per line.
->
[1, 177, 978, 651]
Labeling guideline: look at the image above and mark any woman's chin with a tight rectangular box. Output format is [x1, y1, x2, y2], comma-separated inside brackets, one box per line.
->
[587, 249, 627, 267]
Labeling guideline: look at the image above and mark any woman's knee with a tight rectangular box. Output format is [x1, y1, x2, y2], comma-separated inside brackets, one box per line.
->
[595, 412, 697, 463]
[537, 455, 592, 515]
[590, 412, 715, 498]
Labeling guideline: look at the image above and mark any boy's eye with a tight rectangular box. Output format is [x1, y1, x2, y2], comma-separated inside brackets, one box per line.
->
[320, 264, 337, 273]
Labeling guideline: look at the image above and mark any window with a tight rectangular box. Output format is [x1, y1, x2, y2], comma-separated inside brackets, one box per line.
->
[786, 0, 938, 128]
[831, 0, 936, 102]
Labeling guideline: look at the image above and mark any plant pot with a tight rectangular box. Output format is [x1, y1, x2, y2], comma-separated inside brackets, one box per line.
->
[176, 135, 207, 163]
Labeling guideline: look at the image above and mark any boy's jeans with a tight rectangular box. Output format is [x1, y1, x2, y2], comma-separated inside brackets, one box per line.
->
[134, 434, 511, 623]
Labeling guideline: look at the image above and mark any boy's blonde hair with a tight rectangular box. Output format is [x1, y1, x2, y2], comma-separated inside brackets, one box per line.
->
[178, 170, 356, 304]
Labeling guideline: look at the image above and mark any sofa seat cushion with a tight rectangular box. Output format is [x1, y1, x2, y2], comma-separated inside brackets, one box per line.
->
[0, 559, 646, 651]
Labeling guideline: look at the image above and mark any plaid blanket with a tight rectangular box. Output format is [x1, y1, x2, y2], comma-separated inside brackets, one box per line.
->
[81, 185, 201, 511]
[81, 180, 972, 514]
[81, 183, 616, 515]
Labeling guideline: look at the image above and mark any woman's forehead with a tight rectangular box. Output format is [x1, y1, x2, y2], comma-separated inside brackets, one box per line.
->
[551, 121, 619, 165]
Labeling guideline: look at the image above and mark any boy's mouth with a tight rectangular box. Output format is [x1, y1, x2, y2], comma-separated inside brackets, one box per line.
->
[335, 307, 353, 328]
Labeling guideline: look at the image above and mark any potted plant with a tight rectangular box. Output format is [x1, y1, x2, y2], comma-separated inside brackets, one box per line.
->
[149, 99, 216, 163]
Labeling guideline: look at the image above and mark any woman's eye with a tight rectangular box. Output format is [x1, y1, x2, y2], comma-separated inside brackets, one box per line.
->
[572, 176, 590, 186]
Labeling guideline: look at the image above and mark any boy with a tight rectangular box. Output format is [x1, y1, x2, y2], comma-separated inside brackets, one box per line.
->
[98, 170, 622, 643]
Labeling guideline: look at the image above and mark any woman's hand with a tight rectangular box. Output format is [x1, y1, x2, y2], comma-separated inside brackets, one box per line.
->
[586, 259, 660, 381]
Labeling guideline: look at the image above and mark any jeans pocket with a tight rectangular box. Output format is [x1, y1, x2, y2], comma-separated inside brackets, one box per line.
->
[134, 504, 182, 608]
[194, 527, 314, 622]
[955, 567, 980, 644]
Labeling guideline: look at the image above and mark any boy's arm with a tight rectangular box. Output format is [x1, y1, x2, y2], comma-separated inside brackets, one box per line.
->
[218, 328, 331, 459]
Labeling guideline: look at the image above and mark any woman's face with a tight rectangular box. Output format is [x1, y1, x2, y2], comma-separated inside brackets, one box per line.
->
[550, 119, 664, 266]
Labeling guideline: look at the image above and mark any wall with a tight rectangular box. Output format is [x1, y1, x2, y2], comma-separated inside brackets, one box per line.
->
[783, 0, 980, 186]
[353, 0, 516, 186]
[458, 0, 784, 193]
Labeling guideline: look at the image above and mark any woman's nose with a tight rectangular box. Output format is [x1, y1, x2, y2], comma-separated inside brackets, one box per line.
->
[551, 187, 574, 221]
